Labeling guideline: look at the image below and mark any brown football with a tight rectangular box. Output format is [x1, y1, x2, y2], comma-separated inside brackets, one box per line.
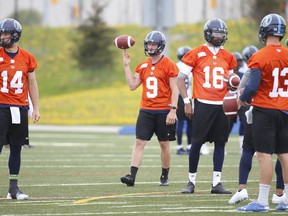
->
[113, 35, 135, 49]
[223, 73, 240, 90]
[223, 91, 239, 118]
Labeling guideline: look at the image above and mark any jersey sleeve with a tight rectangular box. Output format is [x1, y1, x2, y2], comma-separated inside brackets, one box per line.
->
[28, 54, 38, 72]
[167, 58, 179, 77]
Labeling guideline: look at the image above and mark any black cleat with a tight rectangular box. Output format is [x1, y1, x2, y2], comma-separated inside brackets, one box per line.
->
[176, 148, 188, 155]
[120, 174, 135, 186]
[159, 175, 169, 186]
[181, 181, 195, 193]
[211, 182, 232, 194]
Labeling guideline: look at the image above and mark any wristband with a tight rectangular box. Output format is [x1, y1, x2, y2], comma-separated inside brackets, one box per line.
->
[168, 104, 177, 110]
[183, 97, 190, 104]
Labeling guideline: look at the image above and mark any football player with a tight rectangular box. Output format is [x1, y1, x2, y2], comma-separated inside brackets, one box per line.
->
[175, 46, 210, 156]
[177, 18, 237, 194]
[229, 52, 248, 151]
[229, 45, 285, 205]
[120, 31, 178, 186]
[0, 18, 40, 200]
[175, 46, 193, 155]
[237, 13, 288, 212]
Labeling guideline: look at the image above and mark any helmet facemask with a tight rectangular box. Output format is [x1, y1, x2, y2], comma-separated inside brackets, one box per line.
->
[0, 32, 15, 48]
[210, 32, 227, 47]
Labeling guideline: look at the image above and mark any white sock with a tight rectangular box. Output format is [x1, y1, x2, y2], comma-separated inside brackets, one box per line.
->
[177, 145, 183, 150]
[284, 184, 288, 204]
[212, 171, 221, 187]
[189, 173, 196, 185]
[257, 184, 270, 206]
[187, 144, 191, 150]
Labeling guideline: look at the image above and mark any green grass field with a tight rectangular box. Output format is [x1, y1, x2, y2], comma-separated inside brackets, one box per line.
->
[0, 126, 283, 216]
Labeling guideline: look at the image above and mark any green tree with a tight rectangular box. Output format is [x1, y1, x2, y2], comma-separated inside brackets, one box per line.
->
[249, 0, 286, 24]
[9, 9, 42, 25]
[73, 1, 115, 70]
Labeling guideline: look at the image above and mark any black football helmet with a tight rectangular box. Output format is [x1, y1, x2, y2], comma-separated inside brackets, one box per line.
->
[0, 18, 22, 48]
[242, 45, 258, 62]
[144, 31, 166, 56]
[259, 13, 286, 45]
[176, 46, 191, 61]
[204, 18, 228, 47]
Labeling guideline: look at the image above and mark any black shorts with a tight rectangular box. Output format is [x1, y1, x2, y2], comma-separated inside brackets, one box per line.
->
[0, 107, 28, 152]
[252, 106, 288, 154]
[177, 95, 189, 121]
[136, 110, 176, 141]
[192, 100, 230, 144]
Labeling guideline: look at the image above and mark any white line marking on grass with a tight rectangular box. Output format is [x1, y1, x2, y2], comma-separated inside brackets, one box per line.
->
[30, 142, 115, 147]
[1, 179, 260, 187]
[31, 134, 102, 138]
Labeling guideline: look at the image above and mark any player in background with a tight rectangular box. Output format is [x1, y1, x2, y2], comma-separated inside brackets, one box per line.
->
[229, 52, 248, 152]
[237, 13, 288, 212]
[178, 18, 237, 194]
[229, 45, 285, 205]
[120, 31, 178, 187]
[176, 46, 192, 155]
[0, 18, 40, 200]
[176, 46, 209, 155]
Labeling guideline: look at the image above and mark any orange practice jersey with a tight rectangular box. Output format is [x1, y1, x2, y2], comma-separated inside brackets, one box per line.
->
[248, 44, 288, 110]
[135, 56, 179, 110]
[0, 47, 37, 106]
[182, 45, 237, 103]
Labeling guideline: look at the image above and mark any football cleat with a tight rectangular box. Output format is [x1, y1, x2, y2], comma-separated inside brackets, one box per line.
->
[159, 175, 169, 186]
[237, 202, 269, 212]
[7, 191, 29, 200]
[228, 189, 248, 204]
[176, 148, 188, 155]
[272, 193, 285, 204]
[120, 174, 135, 187]
[181, 181, 195, 193]
[211, 182, 232, 194]
[275, 202, 288, 211]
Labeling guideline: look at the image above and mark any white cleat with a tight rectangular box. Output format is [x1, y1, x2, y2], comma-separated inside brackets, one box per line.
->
[7, 191, 29, 200]
[228, 189, 248, 204]
[272, 193, 285, 204]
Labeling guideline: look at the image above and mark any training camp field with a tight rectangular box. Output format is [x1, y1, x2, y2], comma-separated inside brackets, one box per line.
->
[0, 125, 284, 216]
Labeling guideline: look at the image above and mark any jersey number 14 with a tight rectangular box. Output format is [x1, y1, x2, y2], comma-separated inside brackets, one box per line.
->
[1, 70, 23, 94]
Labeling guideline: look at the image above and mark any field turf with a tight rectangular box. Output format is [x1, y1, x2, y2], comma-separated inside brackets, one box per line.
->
[0, 126, 283, 215]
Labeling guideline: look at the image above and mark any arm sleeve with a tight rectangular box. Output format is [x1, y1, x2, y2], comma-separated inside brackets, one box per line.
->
[239, 68, 261, 103]
[238, 69, 250, 89]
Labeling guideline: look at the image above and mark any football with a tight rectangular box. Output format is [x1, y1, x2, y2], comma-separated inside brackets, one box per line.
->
[113, 35, 135, 49]
[223, 91, 239, 118]
[223, 73, 240, 90]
